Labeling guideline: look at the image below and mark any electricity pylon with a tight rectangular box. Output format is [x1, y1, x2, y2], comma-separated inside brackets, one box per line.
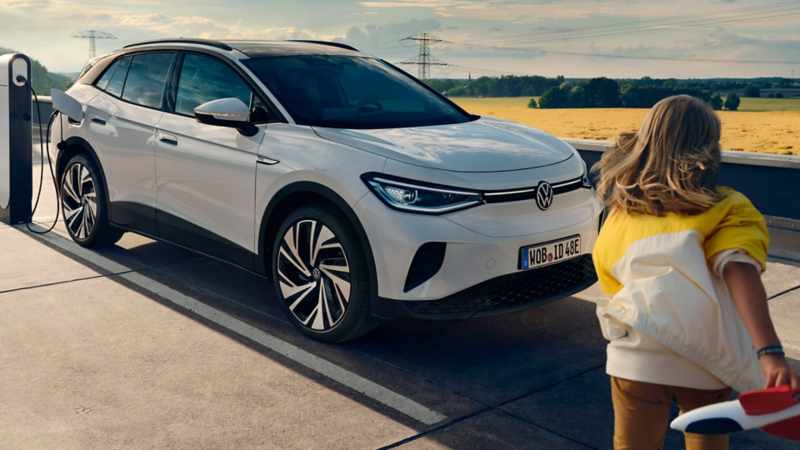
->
[399, 33, 450, 81]
[72, 30, 117, 59]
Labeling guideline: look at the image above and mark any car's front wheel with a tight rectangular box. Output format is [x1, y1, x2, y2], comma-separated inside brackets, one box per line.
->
[61, 154, 124, 247]
[272, 204, 376, 342]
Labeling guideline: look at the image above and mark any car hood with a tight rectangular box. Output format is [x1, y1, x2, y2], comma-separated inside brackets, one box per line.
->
[312, 117, 574, 173]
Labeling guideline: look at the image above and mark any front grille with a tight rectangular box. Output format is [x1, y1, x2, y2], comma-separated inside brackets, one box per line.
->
[483, 177, 584, 204]
[402, 255, 596, 316]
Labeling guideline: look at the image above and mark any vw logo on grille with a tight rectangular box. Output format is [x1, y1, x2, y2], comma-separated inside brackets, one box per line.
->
[536, 182, 554, 210]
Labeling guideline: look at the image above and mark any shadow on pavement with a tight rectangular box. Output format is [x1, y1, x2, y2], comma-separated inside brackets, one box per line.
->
[22, 229, 800, 450]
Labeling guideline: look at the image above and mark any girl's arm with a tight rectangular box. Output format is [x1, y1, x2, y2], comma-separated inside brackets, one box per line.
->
[724, 261, 800, 394]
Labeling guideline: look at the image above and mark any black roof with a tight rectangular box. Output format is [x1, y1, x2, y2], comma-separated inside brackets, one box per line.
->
[123, 38, 359, 57]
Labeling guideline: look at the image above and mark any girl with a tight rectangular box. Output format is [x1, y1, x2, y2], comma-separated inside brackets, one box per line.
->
[591, 95, 800, 450]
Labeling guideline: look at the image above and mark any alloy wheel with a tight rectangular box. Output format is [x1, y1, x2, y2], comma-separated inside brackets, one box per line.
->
[61, 163, 98, 240]
[277, 219, 352, 331]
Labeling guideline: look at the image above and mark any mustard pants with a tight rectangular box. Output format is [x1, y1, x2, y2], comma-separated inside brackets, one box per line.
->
[611, 377, 734, 450]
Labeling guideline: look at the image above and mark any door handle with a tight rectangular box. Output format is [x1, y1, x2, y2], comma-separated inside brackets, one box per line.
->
[159, 133, 178, 146]
[91, 117, 106, 126]
[257, 156, 280, 166]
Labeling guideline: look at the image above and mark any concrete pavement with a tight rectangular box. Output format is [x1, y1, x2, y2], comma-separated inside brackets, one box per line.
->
[1, 169, 799, 449]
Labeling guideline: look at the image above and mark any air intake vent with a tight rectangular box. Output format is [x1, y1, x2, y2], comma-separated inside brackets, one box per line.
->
[403, 255, 596, 316]
[404, 243, 447, 293]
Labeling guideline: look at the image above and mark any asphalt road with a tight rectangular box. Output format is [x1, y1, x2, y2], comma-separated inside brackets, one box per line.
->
[1, 167, 799, 449]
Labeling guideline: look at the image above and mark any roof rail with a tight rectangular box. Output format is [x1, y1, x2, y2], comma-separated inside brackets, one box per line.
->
[123, 38, 233, 51]
[287, 40, 359, 52]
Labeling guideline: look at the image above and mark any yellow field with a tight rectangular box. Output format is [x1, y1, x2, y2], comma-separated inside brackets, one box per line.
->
[453, 97, 800, 156]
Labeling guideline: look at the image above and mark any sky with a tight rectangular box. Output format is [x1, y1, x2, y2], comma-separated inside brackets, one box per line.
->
[1, 0, 799, 79]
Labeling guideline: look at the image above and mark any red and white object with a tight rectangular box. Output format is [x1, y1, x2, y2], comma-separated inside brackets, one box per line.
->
[670, 385, 800, 440]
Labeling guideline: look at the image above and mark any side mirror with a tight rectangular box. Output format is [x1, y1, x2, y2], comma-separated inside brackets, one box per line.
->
[194, 98, 258, 137]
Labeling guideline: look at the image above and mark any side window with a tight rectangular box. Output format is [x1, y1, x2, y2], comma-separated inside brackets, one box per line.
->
[251, 96, 270, 124]
[95, 59, 121, 91]
[105, 57, 131, 97]
[175, 54, 252, 117]
[121, 53, 174, 109]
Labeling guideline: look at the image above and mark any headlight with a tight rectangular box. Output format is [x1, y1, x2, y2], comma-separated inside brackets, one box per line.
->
[581, 160, 592, 189]
[361, 174, 484, 214]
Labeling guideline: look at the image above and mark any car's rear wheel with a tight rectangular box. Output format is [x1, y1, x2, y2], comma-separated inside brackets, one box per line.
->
[272, 204, 376, 342]
[61, 154, 124, 247]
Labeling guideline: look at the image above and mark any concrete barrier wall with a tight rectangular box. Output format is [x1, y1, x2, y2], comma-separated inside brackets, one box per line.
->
[565, 138, 800, 261]
[31, 96, 53, 142]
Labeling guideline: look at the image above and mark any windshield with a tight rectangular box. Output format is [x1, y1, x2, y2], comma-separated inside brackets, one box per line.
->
[242, 55, 471, 129]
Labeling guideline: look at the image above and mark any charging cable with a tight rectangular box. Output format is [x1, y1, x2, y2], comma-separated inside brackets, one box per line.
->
[17, 75, 60, 234]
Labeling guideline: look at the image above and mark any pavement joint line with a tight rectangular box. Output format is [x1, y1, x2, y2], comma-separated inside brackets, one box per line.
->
[0, 271, 138, 295]
[378, 407, 492, 450]
[493, 364, 606, 411]
[375, 362, 607, 448]
[0, 256, 200, 296]
[21, 225, 448, 426]
[768, 283, 800, 301]
[495, 408, 599, 450]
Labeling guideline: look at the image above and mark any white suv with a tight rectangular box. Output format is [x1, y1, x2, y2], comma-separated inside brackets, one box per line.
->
[54, 39, 603, 342]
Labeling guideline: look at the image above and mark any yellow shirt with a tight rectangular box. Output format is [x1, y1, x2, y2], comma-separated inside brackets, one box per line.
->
[592, 187, 770, 392]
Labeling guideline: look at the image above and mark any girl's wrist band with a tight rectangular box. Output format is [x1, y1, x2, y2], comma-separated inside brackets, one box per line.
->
[756, 345, 784, 358]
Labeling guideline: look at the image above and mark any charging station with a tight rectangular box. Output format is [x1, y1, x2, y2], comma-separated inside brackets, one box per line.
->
[0, 53, 32, 225]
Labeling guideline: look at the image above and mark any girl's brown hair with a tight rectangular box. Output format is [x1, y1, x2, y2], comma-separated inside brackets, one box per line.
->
[593, 94, 723, 216]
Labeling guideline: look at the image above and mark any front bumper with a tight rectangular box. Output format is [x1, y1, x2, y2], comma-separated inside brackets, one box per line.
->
[353, 183, 604, 321]
[373, 254, 597, 321]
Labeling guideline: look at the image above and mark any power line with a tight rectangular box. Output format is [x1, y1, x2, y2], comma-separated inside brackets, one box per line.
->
[460, 0, 800, 45]
[365, 8, 800, 64]
[360, 1, 800, 74]
[453, 10, 800, 47]
[397, 33, 451, 81]
[532, 50, 800, 65]
[72, 30, 117, 59]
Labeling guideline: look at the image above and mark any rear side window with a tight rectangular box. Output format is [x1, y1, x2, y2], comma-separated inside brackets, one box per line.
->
[95, 59, 121, 90]
[122, 53, 174, 109]
[175, 54, 252, 116]
[104, 57, 131, 97]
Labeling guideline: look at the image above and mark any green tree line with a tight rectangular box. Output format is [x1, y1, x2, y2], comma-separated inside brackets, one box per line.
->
[534, 80, 742, 111]
[427, 74, 793, 111]
[428, 75, 566, 98]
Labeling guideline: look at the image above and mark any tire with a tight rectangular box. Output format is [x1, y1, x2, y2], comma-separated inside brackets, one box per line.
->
[60, 154, 124, 247]
[272, 203, 377, 343]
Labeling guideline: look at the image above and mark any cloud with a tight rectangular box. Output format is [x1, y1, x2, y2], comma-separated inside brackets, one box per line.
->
[104, 13, 333, 41]
[359, 0, 466, 8]
[592, 43, 696, 59]
[689, 30, 800, 61]
[334, 19, 442, 50]
[358, 0, 660, 21]
[2, 0, 50, 11]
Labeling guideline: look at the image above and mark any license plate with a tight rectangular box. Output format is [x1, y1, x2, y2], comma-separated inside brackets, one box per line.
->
[520, 236, 581, 270]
